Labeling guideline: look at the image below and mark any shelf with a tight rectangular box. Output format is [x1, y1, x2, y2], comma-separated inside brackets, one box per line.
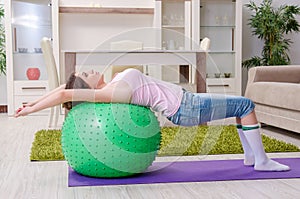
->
[200, 26, 235, 28]
[12, 24, 52, 28]
[207, 77, 235, 80]
[208, 51, 235, 54]
[12, 0, 50, 5]
[13, 52, 43, 55]
[162, 25, 185, 29]
[201, 0, 236, 4]
[59, 7, 154, 15]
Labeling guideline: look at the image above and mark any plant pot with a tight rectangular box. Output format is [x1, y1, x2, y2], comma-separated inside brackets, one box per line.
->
[26, 67, 40, 80]
[224, 73, 231, 78]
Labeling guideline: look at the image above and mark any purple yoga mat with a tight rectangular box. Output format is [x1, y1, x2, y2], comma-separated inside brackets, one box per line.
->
[68, 158, 300, 187]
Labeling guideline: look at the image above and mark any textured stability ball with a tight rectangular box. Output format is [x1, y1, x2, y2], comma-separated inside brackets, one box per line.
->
[61, 103, 161, 178]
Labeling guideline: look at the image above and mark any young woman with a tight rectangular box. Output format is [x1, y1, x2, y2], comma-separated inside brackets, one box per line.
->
[15, 68, 290, 172]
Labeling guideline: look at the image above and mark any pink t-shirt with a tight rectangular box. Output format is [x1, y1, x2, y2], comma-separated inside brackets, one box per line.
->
[110, 69, 183, 117]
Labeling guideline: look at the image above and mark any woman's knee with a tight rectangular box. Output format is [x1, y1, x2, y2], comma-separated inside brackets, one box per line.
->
[240, 97, 256, 118]
[244, 97, 255, 109]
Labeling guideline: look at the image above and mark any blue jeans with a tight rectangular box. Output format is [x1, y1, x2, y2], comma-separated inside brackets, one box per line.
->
[167, 90, 255, 126]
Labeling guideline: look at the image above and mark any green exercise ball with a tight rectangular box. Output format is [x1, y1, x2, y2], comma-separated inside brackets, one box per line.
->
[61, 103, 161, 178]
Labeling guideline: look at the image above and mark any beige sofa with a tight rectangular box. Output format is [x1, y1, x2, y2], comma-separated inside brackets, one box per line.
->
[245, 65, 300, 133]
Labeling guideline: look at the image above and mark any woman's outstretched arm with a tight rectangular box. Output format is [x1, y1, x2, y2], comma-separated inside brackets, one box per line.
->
[15, 88, 70, 117]
[23, 84, 66, 107]
[14, 82, 131, 117]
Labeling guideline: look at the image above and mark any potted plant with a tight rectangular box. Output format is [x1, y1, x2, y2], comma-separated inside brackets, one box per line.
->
[0, 5, 5, 75]
[242, 0, 300, 68]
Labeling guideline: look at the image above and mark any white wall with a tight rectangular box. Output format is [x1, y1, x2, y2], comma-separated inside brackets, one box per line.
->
[0, 75, 6, 105]
[242, 0, 300, 64]
[0, 0, 6, 105]
[242, 0, 300, 93]
[59, 0, 157, 81]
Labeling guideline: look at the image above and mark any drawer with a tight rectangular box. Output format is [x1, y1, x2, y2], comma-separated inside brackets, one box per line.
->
[207, 78, 236, 94]
[14, 81, 49, 96]
[14, 95, 50, 115]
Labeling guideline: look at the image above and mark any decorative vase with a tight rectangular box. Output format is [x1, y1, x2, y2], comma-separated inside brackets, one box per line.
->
[26, 67, 40, 80]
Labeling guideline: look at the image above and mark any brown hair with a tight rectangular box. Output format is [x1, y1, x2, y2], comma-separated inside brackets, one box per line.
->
[62, 72, 91, 110]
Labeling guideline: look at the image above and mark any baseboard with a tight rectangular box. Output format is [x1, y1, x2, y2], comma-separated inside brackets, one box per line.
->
[0, 105, 7, 113]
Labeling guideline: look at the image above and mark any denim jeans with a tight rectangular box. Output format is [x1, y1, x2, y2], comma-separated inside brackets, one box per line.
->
[167, 90, 255, 126]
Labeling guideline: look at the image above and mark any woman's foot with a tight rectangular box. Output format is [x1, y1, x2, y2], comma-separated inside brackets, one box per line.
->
[254, 159, 290, 171]
[244, 155, 255, 166]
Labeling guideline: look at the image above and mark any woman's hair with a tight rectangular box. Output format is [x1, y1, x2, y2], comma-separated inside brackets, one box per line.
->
[62, 72, 91, 110]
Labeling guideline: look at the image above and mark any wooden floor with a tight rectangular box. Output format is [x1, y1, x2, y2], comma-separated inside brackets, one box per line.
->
[1, 113, 300, 198]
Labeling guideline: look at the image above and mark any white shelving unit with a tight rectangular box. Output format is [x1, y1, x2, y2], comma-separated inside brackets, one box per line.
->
[154, 0, 192, 84]
[5, 0, 59, 116]
[155, 0, 242, 95]
[196, 0, 242, 95]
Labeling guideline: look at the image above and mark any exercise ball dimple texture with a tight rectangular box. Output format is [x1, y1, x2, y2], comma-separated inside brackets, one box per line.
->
[61, 103, 161, 178]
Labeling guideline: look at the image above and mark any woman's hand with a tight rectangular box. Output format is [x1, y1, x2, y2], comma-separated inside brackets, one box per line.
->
[15, 106, 33, 118]
[22, 101, 36, 107]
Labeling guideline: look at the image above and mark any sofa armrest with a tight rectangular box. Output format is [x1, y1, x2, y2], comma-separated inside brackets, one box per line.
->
[248, 65, 300, 84]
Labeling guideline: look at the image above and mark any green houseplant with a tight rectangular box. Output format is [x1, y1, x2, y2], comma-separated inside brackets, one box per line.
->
[242, 0, 300, 68]
[0, 5, 5, 75]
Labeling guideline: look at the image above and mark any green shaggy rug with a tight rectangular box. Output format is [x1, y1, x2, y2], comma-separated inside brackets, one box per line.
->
[30, 125, 300, 161]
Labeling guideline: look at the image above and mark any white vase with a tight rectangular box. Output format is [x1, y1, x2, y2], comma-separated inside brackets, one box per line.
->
[168, 40, 176, 50]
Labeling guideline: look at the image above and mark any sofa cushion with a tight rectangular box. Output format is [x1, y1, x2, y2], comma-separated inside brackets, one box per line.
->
[247, 82, 300, 111]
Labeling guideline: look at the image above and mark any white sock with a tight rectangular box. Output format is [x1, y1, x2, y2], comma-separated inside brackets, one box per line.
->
[236, 124, 255, 166]
[242, 124, 290, 171]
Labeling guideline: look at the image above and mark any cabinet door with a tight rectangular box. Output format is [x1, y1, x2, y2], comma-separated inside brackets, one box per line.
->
[200, 0, 236, 77]
[11, 0, 52, 81]
[156, 0, 192, 84]
[6, 0, 54, 115]
[158, 0, 191, 51]
[199, 0, 242, 95]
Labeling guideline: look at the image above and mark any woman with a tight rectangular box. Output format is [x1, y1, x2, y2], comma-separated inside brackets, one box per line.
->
[15, 68, 290, 172]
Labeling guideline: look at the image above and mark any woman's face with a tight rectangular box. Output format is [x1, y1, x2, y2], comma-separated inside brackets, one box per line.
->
[76, 70, 104, 89]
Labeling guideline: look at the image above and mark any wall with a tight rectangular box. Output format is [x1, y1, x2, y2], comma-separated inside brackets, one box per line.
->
[0, 0, 6, 105]
[59, 0, 157, 81]
[242, 0, 300, 94]
[0, 75, 6, 105]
